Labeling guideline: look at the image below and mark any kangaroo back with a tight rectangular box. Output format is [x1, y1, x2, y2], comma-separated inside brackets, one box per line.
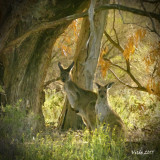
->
[58, 62, 97, 130]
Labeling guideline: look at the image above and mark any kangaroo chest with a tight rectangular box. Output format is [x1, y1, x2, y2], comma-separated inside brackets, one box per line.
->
[95, 99, 110, 122]
[64, 82, 78, 108]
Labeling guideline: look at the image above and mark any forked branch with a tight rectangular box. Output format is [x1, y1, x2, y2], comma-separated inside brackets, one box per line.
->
[140, 0, 160, 37]
[109, 69, 147, 92]
[104, 31, 147, 92]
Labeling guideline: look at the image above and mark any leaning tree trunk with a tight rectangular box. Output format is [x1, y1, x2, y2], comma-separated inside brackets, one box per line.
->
[59, 0, 109, 130]
[0, 0, 88, 132]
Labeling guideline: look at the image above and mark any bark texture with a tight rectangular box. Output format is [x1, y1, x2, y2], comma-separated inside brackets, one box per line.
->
[59, 0, 109, 130]
[0, 0, 88, 131]
[84, 0, 109, 90]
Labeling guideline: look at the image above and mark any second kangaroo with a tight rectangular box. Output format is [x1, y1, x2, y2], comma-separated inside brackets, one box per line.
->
[95, 82, 125, 137]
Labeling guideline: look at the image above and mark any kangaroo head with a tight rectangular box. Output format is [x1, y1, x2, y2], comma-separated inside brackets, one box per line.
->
[96, 82, 114, 98]
[58, 62, 74, 82]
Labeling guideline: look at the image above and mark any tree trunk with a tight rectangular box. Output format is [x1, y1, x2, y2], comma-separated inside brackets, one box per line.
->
[0, 0, 88, 131]
[84, 0, 109, 90]
[59, 0, 109, 130]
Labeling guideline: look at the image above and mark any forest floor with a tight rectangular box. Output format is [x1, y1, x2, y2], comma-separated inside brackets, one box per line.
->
[0, 124, 160, 160]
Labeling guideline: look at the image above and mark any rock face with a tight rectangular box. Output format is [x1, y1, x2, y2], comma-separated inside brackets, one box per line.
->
[0, 0, 88, 131]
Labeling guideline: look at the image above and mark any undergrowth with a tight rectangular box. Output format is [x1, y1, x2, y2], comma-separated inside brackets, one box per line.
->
[0, 89, 160, 160]
[109, 90, 160, 140]
[0, 106, 127, 160]
[20, 128, 126, 160]
[42, 89, 64, 127]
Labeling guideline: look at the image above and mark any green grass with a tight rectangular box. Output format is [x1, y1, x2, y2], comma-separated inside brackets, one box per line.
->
[42, 89, 64, 127]
[0, 89, 160, 160]
[6, 128, 127, 160]
[0, 104, 126, 160]
[1, 123, 159, 160]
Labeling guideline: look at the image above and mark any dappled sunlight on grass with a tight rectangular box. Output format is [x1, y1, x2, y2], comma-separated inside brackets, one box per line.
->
[0, 89, 160, 160]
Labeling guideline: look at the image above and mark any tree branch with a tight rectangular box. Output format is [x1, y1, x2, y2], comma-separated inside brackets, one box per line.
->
[104, 58, 127, 72]
[104, 31, 124, 52]
[1, 3, 160, 54]
[143, 0, 159, 4]
[1, 11, 88, 53]
[98, 4, 160, 22]
[125, 60, 143, 88]
[44, 77, 60, 88]
[104, 31, 147, 90]
[109, 69, 147, 92]
[140, 0, 160, 37]
[109, 69, 136, 89]
[112, 9, 119, 44]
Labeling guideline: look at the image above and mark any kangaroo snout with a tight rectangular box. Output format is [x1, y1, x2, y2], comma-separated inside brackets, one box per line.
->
[99, 94, 105, 98]
[62, 78, 66, 82]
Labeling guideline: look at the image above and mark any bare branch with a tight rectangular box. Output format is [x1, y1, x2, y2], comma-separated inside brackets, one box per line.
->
[126, 59, 131, 72]
[1, 3, 160, 54]
[112, 9, 119, 44]
[1, 11, 88, 53]
[104, 58, 126, 72]
[44, 77, 60, 88]
[104, 31, 124, 52]
[104, 31, 147, 90]
[109, 69, 136, 89]
[125, 60, 143, 88]
[98, 4, 160, 22]
[117, 2, 149, 30]
[106, 5, 159, 90]
[143, 0, 159, 4]
[109, 69, 147, 92]
[118, 10, 150, 29]
[140, 0, 160, 37]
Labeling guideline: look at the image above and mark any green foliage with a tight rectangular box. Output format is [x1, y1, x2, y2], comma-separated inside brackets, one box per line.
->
[42, 89, 64, 127]
[0, 85, 4, 93]
[0, 102, 35, 141]
[109, 89, 160, 131]
[0, 98, 159, 160]
[0, 101, 39, 160]
[15, 127, 126, 160]
[0, 102, 126, 160]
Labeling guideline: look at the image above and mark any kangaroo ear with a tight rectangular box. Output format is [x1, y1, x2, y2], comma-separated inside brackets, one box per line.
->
[106, 82, 114, 89]
[95, 83, 101, 88]
[66, 61, 74, 72]
[58, 62, 63, 71]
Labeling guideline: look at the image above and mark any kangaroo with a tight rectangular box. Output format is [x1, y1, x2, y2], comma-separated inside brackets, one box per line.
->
[58, 62, 97, 130]
[95, 82, 125, 137]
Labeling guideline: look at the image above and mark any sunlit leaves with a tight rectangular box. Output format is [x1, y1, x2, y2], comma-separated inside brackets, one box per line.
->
[98, 46, 111, 77]
[146, 78, 160, 96]
[144, 42, 160, 96]
[144, 42, 160, 68]
[123, 29, 146, 60]
[54, 19, 82, 57]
